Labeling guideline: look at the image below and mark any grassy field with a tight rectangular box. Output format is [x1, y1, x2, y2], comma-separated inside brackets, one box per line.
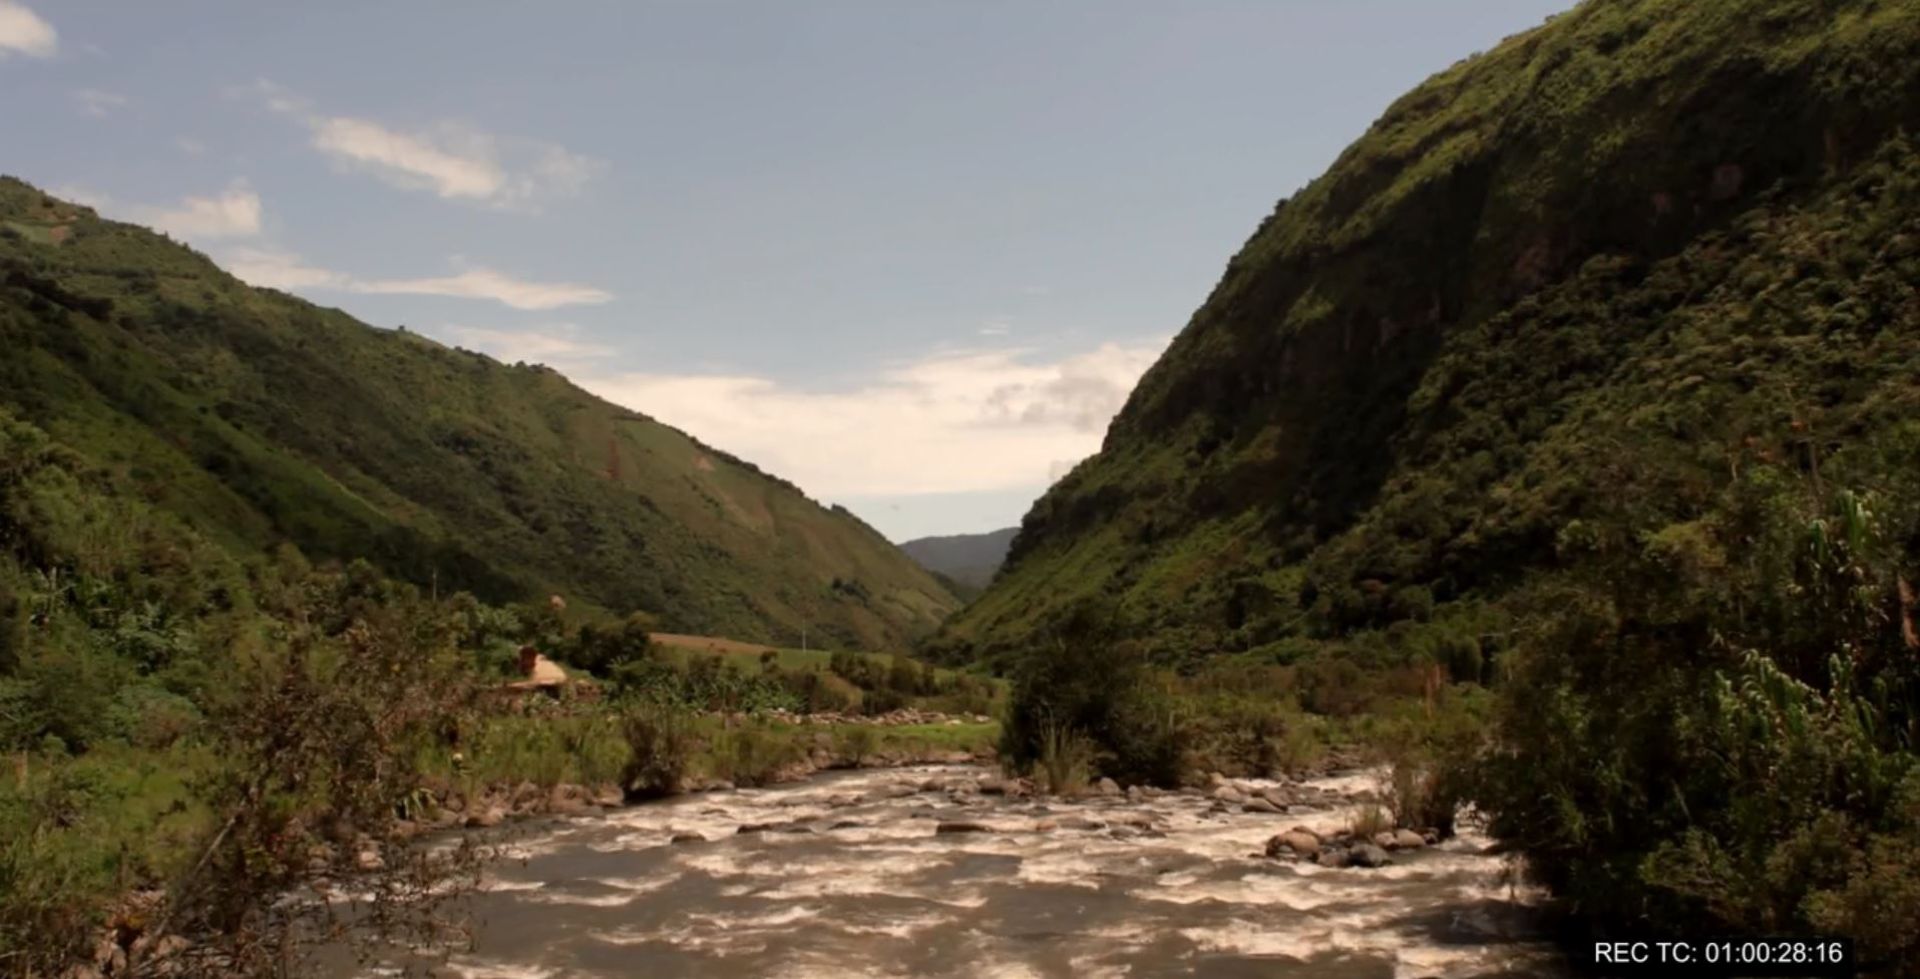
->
[646, 632, 1006, 715]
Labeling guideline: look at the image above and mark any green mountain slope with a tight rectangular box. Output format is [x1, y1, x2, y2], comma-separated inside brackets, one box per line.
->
[933, 0, 1920, 664]
[0, 179, 957, 649]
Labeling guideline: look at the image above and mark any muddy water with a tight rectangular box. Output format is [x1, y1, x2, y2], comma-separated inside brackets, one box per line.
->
[332, 766, 1569, 978]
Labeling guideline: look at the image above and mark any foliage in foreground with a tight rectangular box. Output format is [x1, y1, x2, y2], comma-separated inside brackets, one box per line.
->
[0, 400, 986, 975]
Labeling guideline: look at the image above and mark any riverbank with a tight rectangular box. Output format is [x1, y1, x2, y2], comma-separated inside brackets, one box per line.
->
[57, 716, 1000, 979]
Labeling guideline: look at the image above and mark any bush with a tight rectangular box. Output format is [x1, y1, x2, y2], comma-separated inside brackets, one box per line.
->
[838, 725, 878, 767]
[707, 721, 801, 787]
[106, 684, 202, 749]
[618, 702, 693, 799]
[1000, 603, 1189, 787]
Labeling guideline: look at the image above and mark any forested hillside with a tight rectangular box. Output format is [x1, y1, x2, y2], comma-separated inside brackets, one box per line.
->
[936, 0, 1920, 665]
[0, 180, 956, 650]
[947, 0, 1920, 966]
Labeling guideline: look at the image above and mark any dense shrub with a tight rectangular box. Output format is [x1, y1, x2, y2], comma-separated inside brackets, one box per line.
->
[1000, 603, 1188, 787]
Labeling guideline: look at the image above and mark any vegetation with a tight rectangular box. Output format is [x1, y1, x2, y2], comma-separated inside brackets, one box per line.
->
[0, 393, 987, 973]
[950, 0, 1920, 969]
[0, 178, 957, 651]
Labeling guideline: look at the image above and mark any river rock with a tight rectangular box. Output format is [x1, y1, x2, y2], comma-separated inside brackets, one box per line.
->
[354, 847, 385, 871]
[1243, 797, 1283, 814]
[465, 807, 505, 828]
[669, 832, 706, 844]
[1392, 829, 1427, 850]
[1212, 784, 1246, 804]
[1266, 830, 1321, 858]
[828, 820, 865, 830]
[548, 784, 590, 814]
[1372, 831, 1398, 850]
[592, 783, 624, 807]
[1096, 777, 1121, 797]
[92, 934, 127, 975]
[1258, 788, 1291, 809]
[936, 820, 991, 834]
[1348, 843, 1393, 868]
[1315, 847, 1348, 868]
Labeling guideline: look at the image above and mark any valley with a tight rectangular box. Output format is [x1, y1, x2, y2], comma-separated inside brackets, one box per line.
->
[5, 0, 1920, 975]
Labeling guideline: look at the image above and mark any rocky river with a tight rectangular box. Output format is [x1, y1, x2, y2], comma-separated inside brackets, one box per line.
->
[321, 765, 1570, 978]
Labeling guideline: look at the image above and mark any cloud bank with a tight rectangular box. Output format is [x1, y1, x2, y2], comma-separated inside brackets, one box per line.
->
[580, 340, 1167, 498]
[221, 248, 611, 311]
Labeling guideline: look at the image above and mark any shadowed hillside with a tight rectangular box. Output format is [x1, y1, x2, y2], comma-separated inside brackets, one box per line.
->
[934, 0, 1920, 665]
[899, 527, 1017, 591]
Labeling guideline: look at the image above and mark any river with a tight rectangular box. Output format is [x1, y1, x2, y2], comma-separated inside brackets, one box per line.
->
[323, 765, 1569, 978]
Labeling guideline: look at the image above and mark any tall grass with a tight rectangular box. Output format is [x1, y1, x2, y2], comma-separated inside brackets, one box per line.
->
[1032, 720, 1092, 796]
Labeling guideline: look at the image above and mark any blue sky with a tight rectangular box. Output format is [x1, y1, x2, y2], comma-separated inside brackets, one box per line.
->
[1, 0, 1571, 541]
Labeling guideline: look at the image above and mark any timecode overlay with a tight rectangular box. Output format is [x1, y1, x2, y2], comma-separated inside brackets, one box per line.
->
[1574, 937, 1856, 978]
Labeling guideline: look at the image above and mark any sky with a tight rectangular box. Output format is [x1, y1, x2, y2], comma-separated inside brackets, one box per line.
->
[0, 0, 1572, 541]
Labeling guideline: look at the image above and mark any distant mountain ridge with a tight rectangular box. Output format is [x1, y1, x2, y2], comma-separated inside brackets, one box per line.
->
[0, 178, 958, 648]
[899, 527, 1017, 590]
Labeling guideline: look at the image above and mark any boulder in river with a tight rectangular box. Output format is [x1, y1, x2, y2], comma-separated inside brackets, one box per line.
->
[1212, 785, 1246, 804]
[1096, 777, 1121, 797]
[1266, 830, 1322, 859]
[1348, 843, 1393, 868]
[670, 832, 706, 844]
[1392, 829, 1427, 850]
[1243, 797, 1283, 815]
[465, 807, 505, 828]
[936, 820, 991, 834]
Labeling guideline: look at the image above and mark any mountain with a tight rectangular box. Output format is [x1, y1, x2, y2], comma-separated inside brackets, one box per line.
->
[930, 0, 1920, 665]
[0, 178, 957, 649]
[899, 528, 1018, 591]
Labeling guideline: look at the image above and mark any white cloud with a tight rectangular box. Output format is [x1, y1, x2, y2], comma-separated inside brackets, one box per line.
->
[439, 323, 611, 364]
[244, 79, 602, 209]
[0, 1, 56, 58]
[71, 88, 127, 117]
[311, 116, 505, 200]
[46, 183, 261, 242]
[578, 339, 1168, 498]
[352, 267, 612, 310]
[217, 248, 611, 311]
[137, 182, 262, 240]
[220, 247, 350, 291]
[979, 318, 1011, 337]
